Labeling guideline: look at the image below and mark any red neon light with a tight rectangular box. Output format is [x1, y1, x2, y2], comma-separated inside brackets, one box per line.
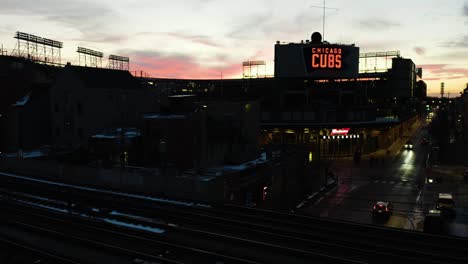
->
[330, 128, 350, 136]
[311, 47, 342, 69]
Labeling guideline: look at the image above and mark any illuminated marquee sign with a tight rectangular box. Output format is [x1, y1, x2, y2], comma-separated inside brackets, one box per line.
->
[330, 128, 350, 136]
[274, 43, 359, 79]
[311, 47, 342, 69]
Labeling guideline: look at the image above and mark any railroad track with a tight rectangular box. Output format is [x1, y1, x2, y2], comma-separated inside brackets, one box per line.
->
[90, 197, 468, 264]
[0, 196, 259, 264]
[2, 171, 468, 263]
[0, 191, 359, 264]
[0, 236, 81, 264]
[0, 203, 183, 264]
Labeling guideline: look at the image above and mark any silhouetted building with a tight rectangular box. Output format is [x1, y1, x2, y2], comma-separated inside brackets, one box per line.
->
[0, 55, 60, 152]
[49, 65, 159, 150]
[2, 83, 52, 153]
[88, 127, 142, 166]
[415, 80, 428, 99]
[462, 84, 468, 144]
[390, 58, 417, 98]
[142, 95, 259, 169]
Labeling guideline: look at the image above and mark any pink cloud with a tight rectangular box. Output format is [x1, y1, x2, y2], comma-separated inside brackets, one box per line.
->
[419, 64, 448, 71]
[413, 46, 425, 56]
[131, 54, 241, 79]
[419, 64, 468, 80]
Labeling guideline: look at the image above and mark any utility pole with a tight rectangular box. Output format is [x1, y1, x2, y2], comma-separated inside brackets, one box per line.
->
[440, 82, 445, 98]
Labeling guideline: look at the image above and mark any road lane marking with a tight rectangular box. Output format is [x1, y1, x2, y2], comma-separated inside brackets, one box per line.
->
[313, 197, 324, 206]
[416, 190, 422, 202]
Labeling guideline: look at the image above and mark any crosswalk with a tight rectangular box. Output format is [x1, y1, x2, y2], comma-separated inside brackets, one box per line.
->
[371, 179, 417, 188]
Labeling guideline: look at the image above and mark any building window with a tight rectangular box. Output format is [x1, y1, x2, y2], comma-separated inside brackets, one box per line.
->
[261, 112, 271, 121]
[77, 102, 83, 116]
[304, 112, 315, 121]
[64, 91, 70, 104]
[293, 112, 302, 120]
[245, 103, 251, 113]
[78, 128, 83, 140]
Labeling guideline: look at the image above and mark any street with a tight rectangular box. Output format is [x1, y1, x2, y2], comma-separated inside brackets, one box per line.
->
[302, 121, 432, 232]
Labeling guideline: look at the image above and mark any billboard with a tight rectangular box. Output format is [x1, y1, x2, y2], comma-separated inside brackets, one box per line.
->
[330, 128, 350, 136]
[274, 43, 359, 79]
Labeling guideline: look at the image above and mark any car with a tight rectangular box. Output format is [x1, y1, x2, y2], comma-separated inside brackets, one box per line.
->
[426, 176, 436, 184]
[436, 193, 455, 217]
[421, 138, 429, 146]
[463, 170, 468, 184]
[404, 140, 414, 150]
[372, 201, 393, 218]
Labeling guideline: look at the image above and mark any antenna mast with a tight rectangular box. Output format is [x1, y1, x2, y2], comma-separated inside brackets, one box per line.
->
[311, 0, 338, 41]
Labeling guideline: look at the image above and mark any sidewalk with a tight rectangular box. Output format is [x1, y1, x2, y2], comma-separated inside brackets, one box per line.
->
[365, 116, 424, 161]
[334, 116, 424, 163]
[293, 177, 337, 212]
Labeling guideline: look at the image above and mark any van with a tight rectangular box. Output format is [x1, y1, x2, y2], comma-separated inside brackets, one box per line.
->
[423, 210, 445, 234]
[436, 193, 455, 217]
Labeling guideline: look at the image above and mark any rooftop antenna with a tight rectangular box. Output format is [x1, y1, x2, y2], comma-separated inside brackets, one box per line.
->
[310, 0, 338, 41]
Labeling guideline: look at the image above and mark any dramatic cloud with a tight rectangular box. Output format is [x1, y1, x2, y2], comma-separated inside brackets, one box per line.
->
[166, 32, 222, 48]
[440, 35, 468, 48]
[419, 64, 468, 81]
[228, 9, 320, 41]
[357, 19, 400, 30]
[228, 13, 271, 40]
[0, 0, 113, 24]
[0, 0, 126, 43]
[413, 46, 426, 56]
[193, 0, 216, 9]
[121, 50, 242, 79]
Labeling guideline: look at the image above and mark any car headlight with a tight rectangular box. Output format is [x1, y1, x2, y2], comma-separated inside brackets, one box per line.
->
[428, 178, 434, 183]
[405, 144, 408, 148]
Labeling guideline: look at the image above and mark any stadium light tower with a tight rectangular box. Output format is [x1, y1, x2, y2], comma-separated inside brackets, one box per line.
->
[310, 0, 338, 41]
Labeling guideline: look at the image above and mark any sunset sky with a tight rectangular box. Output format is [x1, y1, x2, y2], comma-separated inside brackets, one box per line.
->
[0, 0, 467, 96]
